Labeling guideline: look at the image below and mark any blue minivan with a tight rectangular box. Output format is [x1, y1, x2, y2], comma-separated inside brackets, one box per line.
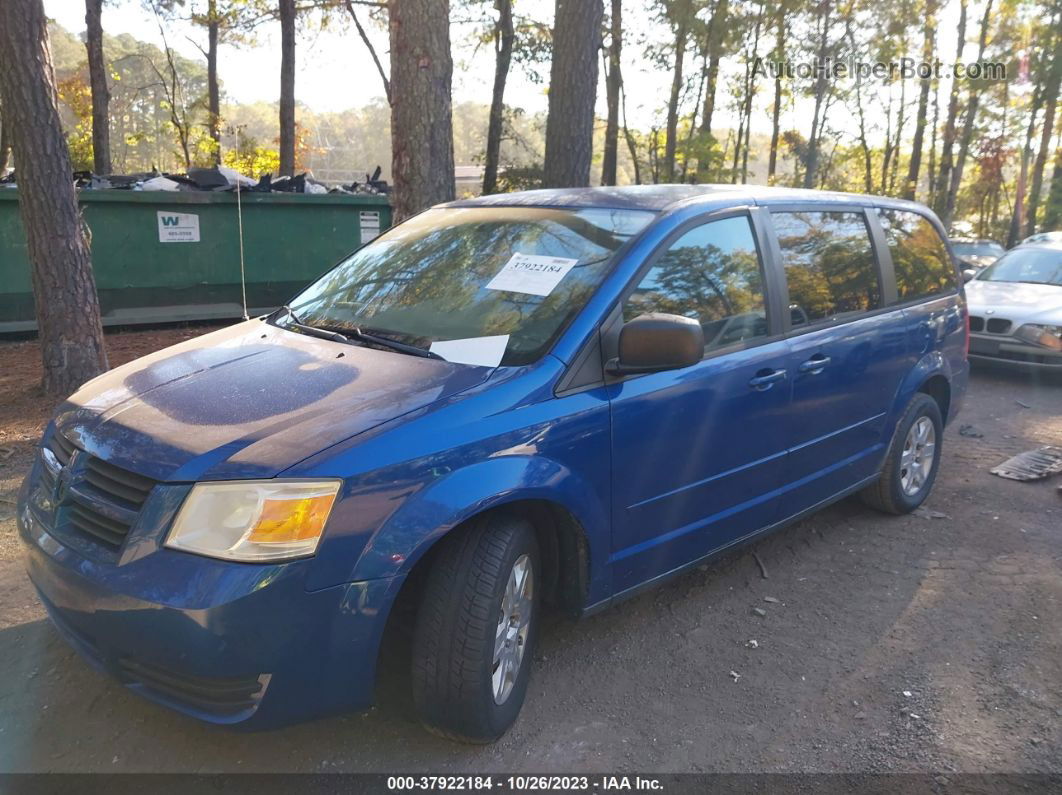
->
[18, 185, 968, 742]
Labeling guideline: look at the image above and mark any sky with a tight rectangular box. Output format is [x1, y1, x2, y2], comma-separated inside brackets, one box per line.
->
[44, 0, 983, 150]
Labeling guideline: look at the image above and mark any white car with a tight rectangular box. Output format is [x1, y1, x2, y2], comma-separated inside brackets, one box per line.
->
[964, 242, 1062, 370]
[1021, 230, 1062, 247]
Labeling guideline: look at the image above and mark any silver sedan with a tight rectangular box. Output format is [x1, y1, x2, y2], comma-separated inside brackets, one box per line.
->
[964, 243, 1062, 370]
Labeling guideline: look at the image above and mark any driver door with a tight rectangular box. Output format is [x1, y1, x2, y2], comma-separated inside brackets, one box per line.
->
[607, 210, 792, 593]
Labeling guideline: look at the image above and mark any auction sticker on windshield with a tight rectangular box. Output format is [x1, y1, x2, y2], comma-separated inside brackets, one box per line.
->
[485, 253, 578, 296]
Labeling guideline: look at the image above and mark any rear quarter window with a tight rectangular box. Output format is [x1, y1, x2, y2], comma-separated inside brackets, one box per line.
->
[878, 209, 957, 301]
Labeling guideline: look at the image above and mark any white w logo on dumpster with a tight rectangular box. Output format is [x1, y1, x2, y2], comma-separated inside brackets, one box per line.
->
[156, 211, 200, 242]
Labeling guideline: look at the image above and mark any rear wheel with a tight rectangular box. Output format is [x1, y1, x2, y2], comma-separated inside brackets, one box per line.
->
[861, 393, 943, 514]
[411, 514, 539, 743]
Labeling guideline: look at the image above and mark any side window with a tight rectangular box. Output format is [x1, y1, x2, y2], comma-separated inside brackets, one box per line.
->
[624, 215, 769, 352]
[878, 209, 957, 301]
[773, 210, 882, 325]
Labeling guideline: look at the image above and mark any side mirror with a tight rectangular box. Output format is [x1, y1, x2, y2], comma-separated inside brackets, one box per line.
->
[962, 269, 977, 283]
[607, 312, 705, 375]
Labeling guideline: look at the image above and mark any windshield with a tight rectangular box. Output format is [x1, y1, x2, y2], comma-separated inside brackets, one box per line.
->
[976, 247, 1062, 286]
[953, 241, 1003, 257]
[286, 206, 655, 366]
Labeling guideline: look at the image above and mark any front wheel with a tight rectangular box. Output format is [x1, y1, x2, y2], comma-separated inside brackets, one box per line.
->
[411, 514, 539, 743]
[861, 393, 944, 514]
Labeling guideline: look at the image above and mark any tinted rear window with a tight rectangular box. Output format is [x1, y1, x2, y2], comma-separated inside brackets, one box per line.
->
[879, 210, 957, 301]
[772, 210, 881, 325]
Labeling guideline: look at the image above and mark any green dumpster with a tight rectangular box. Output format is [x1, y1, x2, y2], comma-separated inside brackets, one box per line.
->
[0, 189, 392, 332]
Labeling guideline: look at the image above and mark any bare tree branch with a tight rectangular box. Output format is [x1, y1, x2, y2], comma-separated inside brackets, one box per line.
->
[344, 0, 390, 104]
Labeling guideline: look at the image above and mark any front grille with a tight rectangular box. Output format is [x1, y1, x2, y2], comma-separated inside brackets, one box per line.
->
[986, 318, 1012, 334]
[68, 503, 133, 548]
[117, 657, 268, 717]
[41, 431, 158, 553]
[83, 456, 156, 508]
[969, 316, 985, 332]
[50, 432, 76, 465]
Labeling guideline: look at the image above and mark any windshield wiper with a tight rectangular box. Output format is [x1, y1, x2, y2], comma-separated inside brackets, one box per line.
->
[349, 327, 445, 360]
[273, 306, 351, 343]
[273, 306, 444, 360]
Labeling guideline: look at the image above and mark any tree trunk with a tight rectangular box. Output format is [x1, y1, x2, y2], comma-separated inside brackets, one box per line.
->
[84, 0, 110, 174]
[389, 0, 456, 221]
[927, 75, 940, 205]
[663, 0, 692, 181]
[1026, 30, 1062, 237]
[932, 0, 967, 216]
[543, 0, 603, 188]
[0, 0, 107, 395]
[1042, 144, 1062, 231]
[207, 0, 221, 164]
[903, 0, 937, 200]
[846, 20, 873, 192]
[0, 107, 10, 173]
[738, 0, 765, 184]
[888, 66, 908, 194]
[696, 0, 728, 180]
[278, 0, 296, 176]
[1009, 79, 1045, 247]
[767, 1, 785, 182]
[621, 76, 641, 184]
[482, 0, 514, 195]
[601, 0, 622, 186]
[802, 0, 832, 189]
[1008, 151, 1029, 248]
[943, 0, 993, 229]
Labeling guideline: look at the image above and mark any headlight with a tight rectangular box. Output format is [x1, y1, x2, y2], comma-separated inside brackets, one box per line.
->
[1015, 324, 1062, 351]
[166, 480, 341, 562]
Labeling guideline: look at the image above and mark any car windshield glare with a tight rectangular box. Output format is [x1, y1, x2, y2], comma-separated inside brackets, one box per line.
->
[977, 247, 1062, 286]
[286, 206, 655, 366]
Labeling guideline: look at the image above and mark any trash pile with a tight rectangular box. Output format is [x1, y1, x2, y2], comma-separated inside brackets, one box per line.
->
[0, 165, 390, 195]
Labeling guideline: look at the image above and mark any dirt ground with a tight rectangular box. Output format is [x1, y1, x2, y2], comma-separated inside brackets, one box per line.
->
[0, 326, 1060, 774]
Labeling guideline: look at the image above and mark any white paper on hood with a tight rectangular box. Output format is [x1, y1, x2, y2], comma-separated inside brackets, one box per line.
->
[485, 253, 579, 297]
[429, 335, 510, 367]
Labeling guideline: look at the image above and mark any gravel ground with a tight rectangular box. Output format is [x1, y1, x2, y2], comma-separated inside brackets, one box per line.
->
[0, 332, 1059, 774]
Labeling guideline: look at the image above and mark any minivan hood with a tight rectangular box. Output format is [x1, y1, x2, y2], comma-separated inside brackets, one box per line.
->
[965, 280, 1062, 325]
[54, 321, 492, 481]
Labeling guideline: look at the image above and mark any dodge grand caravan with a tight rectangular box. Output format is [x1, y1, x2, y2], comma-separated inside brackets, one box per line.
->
[18, 185, 968, 742]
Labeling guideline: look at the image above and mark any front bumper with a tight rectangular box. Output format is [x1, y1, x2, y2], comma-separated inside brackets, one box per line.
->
[969, 333, 1062, 370]
[17, 479, 403, 729]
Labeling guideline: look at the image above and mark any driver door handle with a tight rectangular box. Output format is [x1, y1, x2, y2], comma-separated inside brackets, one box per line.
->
[748, 368, 787, 391]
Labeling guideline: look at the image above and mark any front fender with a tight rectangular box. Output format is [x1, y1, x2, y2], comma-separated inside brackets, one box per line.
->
[348, 455, 610, 597]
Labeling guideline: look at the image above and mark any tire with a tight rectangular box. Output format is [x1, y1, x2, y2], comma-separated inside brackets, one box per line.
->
[861, 393, 944, 515]
[411, 513, 540, 743]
